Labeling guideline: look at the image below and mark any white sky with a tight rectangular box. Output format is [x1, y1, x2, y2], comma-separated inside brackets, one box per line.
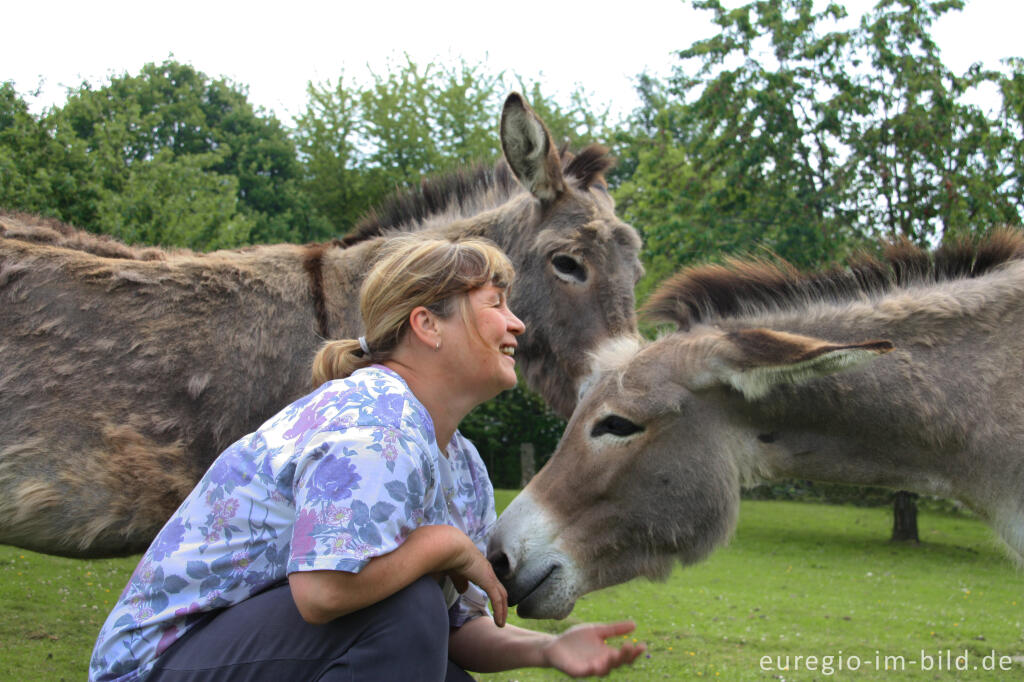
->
[4, 0, 1021, 126]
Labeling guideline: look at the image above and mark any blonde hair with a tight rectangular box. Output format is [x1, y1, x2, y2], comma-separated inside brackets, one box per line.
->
[311, 236, 515, 387]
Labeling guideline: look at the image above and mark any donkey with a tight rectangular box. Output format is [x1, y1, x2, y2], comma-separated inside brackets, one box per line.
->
[0, 93, 642, 558]
[488, 231, 1024, 620]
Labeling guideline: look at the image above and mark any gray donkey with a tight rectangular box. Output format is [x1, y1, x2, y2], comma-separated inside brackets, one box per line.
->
[489, 231, 1024, 620]
[0, 93, 643, 558]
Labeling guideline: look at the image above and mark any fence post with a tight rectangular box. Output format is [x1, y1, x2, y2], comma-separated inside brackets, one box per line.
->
[519, 442, 536, 488]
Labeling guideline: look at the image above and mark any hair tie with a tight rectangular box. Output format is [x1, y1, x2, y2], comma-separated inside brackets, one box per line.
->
[358, 336, 371, 356]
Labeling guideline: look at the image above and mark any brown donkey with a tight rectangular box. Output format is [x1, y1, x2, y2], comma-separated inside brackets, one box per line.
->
[489, 232, 1024, 619]
[0, 93, 643, 558]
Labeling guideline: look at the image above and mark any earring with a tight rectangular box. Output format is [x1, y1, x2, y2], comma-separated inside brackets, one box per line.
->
[435, 340, 441, 351]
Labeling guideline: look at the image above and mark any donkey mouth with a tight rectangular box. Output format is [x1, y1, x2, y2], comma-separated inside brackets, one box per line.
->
[508, 564, 577, 619]
[506, 563, 558, 607]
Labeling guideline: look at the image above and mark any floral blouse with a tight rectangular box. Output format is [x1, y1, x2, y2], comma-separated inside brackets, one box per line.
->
[89, 365, 496, 681]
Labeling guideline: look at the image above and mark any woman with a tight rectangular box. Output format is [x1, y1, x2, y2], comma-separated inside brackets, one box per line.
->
[90, 236, 645, 681]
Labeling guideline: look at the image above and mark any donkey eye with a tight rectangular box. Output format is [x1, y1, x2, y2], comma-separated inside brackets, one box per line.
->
[590, 415, 644, 438]
[552, 254, 587, 284]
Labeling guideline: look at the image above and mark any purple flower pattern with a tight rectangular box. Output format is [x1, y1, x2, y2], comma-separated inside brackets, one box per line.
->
[89, 365, 495, 682]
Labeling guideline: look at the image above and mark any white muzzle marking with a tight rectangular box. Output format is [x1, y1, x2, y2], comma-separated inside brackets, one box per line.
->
[490, 489, 584, 619]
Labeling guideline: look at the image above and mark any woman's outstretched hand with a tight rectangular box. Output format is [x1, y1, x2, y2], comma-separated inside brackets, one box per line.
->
[543, 621, 647, 678]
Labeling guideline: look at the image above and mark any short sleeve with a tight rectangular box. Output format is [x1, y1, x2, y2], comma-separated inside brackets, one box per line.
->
[287, 425, 432, 574]
[451, 583, 491, 628]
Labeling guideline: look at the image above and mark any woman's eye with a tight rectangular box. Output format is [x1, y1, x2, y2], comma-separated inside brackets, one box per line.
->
[590, 415, 644, 438]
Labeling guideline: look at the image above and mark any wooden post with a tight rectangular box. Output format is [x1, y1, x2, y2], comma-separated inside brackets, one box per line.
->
[520, 442, 536, 488]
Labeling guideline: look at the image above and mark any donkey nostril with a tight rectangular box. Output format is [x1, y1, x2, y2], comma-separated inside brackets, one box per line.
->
[488, 551, 511, 580]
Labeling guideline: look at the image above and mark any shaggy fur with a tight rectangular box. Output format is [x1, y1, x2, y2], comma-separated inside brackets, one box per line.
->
[490, 230, 1024, 620]
[0, 94, 642, 558]
[642, 230, 1024, 330]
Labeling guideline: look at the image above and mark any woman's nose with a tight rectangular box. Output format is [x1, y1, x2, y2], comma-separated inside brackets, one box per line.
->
[508, 310, 525, 335]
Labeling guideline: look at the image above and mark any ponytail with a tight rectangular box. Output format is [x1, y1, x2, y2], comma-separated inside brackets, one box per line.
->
[311, 338, 371, 388]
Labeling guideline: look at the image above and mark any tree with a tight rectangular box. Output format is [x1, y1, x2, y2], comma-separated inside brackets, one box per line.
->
[93, 149, 252, 249]
[617, 0, 865, 286]
[294, 56, 612, 236]
[0, 82, 83, 219]
[294, 57, 504, 234]
[844, 0, 1021, 242]
[293, 74, 377, 234]
[995, 57, 1024, 220]
[45, 60, 329, 249]
[0, 82, 49, 212]
[614, 0, 1023, 307]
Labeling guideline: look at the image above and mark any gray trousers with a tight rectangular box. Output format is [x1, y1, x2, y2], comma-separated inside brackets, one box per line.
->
[148, 576, 474, 681]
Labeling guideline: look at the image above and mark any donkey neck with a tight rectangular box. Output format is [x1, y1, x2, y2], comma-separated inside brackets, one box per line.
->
[728, 264, 1024, 501]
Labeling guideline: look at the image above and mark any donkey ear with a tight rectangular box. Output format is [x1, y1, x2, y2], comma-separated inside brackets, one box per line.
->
[711, 328, 894, 400]
[500, 93, 566, 203]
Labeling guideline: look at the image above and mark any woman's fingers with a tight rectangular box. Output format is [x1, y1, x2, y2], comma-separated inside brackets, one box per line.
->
[440, 529, 508, 626]
[487, 579, 508, 627]
[594, 620, 637, 639]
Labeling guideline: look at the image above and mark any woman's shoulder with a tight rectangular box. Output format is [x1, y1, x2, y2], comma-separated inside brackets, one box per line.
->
[315, 366, 436, 441]
[255, 366, 418, 444]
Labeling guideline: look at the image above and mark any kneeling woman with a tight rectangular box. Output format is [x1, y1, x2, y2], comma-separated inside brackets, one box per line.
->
[90, 236, 645, 681]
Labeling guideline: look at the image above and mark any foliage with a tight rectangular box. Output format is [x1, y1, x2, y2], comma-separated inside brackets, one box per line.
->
[846, 0, 1021, 241]
[997, 56, 1024, 220]
[613, 0, 1024, 304]
[0, 82, 63, 216]
[4, 500, 1020, 680]
[10, 60, 330, 249]
[293, 58, 504, 234]
[294, 56, 611, 236]
[459, 381, 566, 489]
[2, 57, 610, 252]
[92, 149, 253, 249]
[614, 0, 863, 302]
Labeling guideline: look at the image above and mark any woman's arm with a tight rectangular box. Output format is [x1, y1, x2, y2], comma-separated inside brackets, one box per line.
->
[448, 615, 646, 677]
[288, 524, 507, 626]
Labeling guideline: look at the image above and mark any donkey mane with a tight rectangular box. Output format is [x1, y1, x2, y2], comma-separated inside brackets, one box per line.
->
[642, 229, 1024, 330]
[563, 144, 615, 189]
[341, 144, 615, 247]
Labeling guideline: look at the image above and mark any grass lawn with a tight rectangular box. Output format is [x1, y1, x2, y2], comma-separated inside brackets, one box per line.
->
[2, 495, 1021, 680]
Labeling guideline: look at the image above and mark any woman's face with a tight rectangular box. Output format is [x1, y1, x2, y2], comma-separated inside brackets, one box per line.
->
[440, 284, 525, 400]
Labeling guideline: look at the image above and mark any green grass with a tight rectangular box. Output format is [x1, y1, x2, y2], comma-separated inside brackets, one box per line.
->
[482, 493, 1024, 681]
[0, 547, 137, 680]
[2, 495, 1022, 680]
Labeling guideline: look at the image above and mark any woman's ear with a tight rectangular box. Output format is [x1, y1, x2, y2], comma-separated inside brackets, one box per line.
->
[407, 306, 442, 350]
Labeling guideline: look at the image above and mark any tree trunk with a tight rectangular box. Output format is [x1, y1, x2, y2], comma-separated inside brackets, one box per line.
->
[891, 491, 920, 543]
[519, 442, 536, 488]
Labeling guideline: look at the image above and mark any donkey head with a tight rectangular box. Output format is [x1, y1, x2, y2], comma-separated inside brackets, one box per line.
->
[492, 93, 643, 418]
[488, 327, 892, 619]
